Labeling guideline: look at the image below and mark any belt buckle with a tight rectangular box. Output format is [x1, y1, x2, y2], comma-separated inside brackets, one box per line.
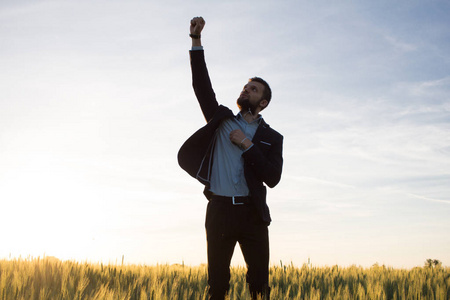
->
[232, 196, 244, 205]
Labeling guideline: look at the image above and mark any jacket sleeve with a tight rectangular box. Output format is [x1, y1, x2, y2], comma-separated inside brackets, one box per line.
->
[242, 132, 283, 188]
[190, 50, 219, 122]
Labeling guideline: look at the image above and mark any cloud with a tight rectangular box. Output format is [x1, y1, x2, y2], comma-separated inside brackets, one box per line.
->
[384, 35, 417, 52]
[406, 193, 450, 205]
[394, 76, 450, 100]
[286, 175, 356, 190]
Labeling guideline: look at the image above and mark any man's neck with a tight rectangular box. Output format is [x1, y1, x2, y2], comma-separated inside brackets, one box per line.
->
[241, 110, 261, 123]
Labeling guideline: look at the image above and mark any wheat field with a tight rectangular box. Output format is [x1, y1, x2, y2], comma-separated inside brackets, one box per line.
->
[0, 257, 448, 299]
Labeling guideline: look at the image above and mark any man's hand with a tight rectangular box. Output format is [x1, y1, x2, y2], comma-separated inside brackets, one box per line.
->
[190, 17, 205, 35]
[230, 129, 253, 150]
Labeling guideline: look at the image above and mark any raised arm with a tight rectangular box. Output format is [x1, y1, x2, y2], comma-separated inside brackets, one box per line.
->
[189, 17, 219, 122]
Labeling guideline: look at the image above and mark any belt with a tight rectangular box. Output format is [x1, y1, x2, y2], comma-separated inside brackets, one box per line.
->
[211, 195, 251, 205]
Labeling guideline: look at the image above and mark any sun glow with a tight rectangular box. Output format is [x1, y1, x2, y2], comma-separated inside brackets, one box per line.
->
[1, 153, 108, 261]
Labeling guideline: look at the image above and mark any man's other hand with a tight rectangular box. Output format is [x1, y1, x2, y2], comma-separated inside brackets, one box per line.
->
[230, 129, 253, 150]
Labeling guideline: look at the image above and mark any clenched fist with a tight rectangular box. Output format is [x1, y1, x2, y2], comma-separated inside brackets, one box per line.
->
[230, 129, 253, 150]
[190, 16, 205, 35]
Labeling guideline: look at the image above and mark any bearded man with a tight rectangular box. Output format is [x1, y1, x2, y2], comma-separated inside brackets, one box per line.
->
[178, 16, 284, 300]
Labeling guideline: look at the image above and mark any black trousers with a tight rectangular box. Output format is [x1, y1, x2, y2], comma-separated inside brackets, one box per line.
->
[205, 197, 270, 300]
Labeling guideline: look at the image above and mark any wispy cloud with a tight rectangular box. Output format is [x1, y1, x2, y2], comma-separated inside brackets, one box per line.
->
[406, 193, 450, 205]
[384, 35, 417, 52]
[286, 175, 356, 190]
[394, 76, 450, 100]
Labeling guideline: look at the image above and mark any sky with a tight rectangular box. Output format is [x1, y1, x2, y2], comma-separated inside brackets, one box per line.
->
[1, 0, 449, 269]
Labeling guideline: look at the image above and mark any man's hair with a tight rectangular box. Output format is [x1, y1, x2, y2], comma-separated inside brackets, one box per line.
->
[249, 77, 272, 105]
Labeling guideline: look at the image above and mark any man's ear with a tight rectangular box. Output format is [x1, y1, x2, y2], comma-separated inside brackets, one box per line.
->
[259, 99, 268, 109]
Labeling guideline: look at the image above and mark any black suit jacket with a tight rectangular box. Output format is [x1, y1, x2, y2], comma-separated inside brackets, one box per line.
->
[178, 50, 283, 225]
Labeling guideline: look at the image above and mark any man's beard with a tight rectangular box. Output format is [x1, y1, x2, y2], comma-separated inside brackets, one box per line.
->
[237, 96, 260, 115]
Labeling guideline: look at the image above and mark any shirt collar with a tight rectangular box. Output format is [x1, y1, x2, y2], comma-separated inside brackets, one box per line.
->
[237, 111, 262, 124]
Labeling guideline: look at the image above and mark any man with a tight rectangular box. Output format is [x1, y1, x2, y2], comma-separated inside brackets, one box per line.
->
[178, 16, 283, 300]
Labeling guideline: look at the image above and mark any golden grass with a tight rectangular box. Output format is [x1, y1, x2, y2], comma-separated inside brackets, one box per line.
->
[0, 257, 448, 299]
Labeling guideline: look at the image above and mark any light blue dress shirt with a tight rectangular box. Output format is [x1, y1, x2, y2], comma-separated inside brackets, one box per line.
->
[209, 113, 260, 197]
